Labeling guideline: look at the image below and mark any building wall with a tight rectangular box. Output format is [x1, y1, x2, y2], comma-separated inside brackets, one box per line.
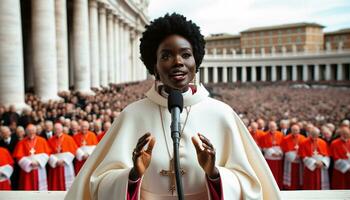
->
[205, 23, 350, 55]
[325, 30, 350, 50]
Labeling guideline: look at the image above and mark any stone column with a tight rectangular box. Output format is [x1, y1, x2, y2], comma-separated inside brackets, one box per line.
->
[195, 72, 200, 85]
[242, 66, 247, 82]
[292, 65, 297, 81]
[88, 0, 100, 88]
[302, 64, 308, 81]
[98, 4, 108, 87]
[222, 67, 227, 83]
[251, 66, 257, 82]
[55, 0, 69, 92]
[203, 67, 208, 83]
[118, 20, 124, 82]
[232, 67, 237, 82]
[337, 63, 343, 81]
[325, 64, 331, 81]
[32, 0, 60, 101]
[314, 64, 320, 81]
[114, 16, 120, 83]
[0, 0, 28, 109]
[282, 65, 287, 81]
[72, 0, 92, 93]
[124, 25, 131, 82]
[261, 66, 266, 81]
[271, 65, 277, 81]
[132, 30, 138, 81]
[107, 10, 115, 84]
[213, 67, 218, 83]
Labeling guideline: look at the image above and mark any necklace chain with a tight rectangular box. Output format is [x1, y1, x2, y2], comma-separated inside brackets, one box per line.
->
[158, 105, 191, 159]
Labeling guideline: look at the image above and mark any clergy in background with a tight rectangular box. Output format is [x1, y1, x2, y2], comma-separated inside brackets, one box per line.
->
[65, 13, 280, 200]
[281, 124, 306, 190]
[73, 121, 97, 174]
[249, 122, 265, 146]
[259, 121, 284, 189]
[0, 147, 14, 190]
[48, 123, 78, 190]
[330, 127, 350, 189]
[12, 124, 51, 190]
[299, 127, 330, 190]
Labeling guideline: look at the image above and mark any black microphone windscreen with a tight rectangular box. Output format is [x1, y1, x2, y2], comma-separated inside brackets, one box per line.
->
[168, 89, 184, 113]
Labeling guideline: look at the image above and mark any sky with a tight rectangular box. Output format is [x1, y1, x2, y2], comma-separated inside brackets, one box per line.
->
[148, 0, 350, 36]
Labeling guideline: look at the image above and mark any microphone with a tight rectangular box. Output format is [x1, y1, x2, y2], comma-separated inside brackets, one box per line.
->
[168, 89, 184, 200]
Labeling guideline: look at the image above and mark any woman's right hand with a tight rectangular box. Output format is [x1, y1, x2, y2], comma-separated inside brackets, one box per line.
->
[130, 132, 156, 180]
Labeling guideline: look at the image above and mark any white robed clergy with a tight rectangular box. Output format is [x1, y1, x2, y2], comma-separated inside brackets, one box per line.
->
[65, 84, 280, 200]
[65, 13, 280, 200]
[18, 150, 49, 190]
[0, 163, 13, 183]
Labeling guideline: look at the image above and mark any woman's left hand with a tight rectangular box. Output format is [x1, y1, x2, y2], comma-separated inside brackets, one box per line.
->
[191, 133, 219, 178]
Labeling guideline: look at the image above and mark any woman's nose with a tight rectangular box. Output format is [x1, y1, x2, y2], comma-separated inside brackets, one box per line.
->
[174, 55, 184, 66]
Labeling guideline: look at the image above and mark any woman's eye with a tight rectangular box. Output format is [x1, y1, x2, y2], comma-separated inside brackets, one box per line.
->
[160, 53, 170, 60]
[182, 53, 192, 59]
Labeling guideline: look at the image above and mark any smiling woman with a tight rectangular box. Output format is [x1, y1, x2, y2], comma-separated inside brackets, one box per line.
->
[64, 13, 281, 200]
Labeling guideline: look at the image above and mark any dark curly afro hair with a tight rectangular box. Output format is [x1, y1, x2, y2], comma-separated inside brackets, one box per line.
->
[139, 13, 205, 75]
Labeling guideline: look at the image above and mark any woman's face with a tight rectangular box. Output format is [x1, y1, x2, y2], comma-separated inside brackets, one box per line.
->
[155, 34, 196, 92]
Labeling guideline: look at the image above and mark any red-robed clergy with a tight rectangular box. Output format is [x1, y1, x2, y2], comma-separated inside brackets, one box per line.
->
[259, 121, 284, 189]
[249, 122, 265, 146]
[0, 147, 14, 190]
[12, 124, 51, 190]
[97, 122, 111, 142]
[330, 127, 350, 189]
[281, 124, 306, 190]
[73, 121, 98, 174]
[298, 127, 330, 190]
[48, 123, 78, 190]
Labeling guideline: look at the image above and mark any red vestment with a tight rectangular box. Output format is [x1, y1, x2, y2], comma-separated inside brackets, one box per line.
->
[298, 137, 330, 190]
[97, 131, 106, 142]
[250, 130, 265, 146]
[0, 147, 14, 190]
[47, 133, 78, 190]
[281, 134, 306, 190]
[258, 131, 284, 189]
[330, 138, 350, 189]
[73, 131, 98, 174]
[12, 136, 51, 190]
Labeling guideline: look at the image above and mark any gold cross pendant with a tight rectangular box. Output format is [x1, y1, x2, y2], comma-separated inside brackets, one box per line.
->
[29, 147, 36, 155]
[159, 158, 186, 195]
[56, 146, 62, 153]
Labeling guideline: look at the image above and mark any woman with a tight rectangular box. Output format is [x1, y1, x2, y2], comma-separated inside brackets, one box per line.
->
[65, 13, 280, 200]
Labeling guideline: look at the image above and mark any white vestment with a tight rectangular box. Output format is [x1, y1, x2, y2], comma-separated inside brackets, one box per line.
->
[65, 84, 280, 200]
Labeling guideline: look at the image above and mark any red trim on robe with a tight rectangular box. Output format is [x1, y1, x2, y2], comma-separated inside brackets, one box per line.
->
[12, 137, 51, 190]
[330, 138, 350, 189]
[0, 147, 14, 190]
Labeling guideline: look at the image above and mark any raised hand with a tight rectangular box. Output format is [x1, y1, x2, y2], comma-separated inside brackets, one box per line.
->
[191, 133, 219, 179]
[130, 132, 156, 180]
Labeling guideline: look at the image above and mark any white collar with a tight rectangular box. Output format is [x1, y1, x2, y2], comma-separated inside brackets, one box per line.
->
[146, 83, 209, 108]
[4, 137, 11, 143]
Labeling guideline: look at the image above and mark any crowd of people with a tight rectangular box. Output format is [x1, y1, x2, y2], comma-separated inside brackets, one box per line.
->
[0, 80, 349, 191]
[248, 118, 350, 190]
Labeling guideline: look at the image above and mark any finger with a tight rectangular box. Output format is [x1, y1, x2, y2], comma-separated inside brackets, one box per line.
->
[191, 135, 204, 153]
[145, 136, 156, 154]
[202, 142, 213, 150]
[137, 132, 151, 143]
[198, 134, 214, 148]
[136, 136, 151, 151]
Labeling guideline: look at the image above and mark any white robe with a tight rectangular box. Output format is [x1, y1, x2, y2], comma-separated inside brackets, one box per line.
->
[65, 84, 280, 200]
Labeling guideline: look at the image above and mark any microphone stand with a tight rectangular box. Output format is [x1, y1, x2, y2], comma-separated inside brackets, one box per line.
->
[170, 108, 184, 200]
